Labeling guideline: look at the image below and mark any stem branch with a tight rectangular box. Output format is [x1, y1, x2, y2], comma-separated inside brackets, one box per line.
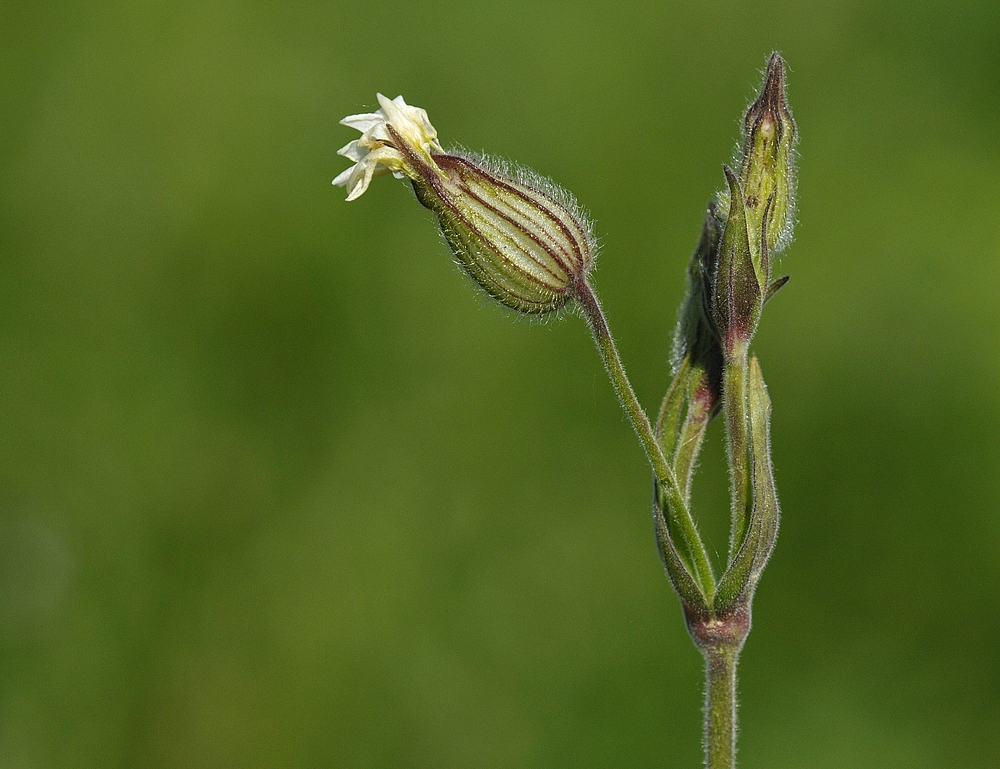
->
[575, 280, 715, 595]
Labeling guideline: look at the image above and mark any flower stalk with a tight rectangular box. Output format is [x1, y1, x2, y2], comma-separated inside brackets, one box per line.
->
[575, 280, 715, 598]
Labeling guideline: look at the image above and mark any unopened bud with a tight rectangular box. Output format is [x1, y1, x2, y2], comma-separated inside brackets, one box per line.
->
[672, 202, 722, 367]
[738, 52, 797, 256]
[335, 94, 595, 314]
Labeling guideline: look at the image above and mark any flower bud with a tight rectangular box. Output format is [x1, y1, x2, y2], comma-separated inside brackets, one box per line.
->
[705, 54, 795, 359]
[737, 52, 797, 257]
[335, 94, 595, 314]
[672, 200, 724, 378]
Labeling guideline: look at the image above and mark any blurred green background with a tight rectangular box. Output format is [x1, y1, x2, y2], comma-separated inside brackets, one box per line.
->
[2, 0, 999, 766]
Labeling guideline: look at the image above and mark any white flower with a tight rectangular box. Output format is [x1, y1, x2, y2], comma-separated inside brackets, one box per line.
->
[333, 94, 444, 201]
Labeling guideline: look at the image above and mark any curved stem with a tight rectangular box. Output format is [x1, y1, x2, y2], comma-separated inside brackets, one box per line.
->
[575, 280, 715, 596]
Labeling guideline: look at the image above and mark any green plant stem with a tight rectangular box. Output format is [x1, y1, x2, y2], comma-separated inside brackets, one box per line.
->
[704, 645, 739, 769]
[724, 348, 751, 562]
[575, 280, 715, 595]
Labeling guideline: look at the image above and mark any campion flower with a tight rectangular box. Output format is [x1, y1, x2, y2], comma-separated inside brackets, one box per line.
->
[334, 94, 595, 314]
[333, 94, 444, 202]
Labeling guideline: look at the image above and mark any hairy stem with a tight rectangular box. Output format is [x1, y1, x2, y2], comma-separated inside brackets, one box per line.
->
[704, 645, 739, 769]
[575, 280, 714, 595]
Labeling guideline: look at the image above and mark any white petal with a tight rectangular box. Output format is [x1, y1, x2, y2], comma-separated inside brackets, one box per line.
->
[340, 112, 384, 132]
[376, 93, 397, 113]
[358, 122, 391, 145]
[332, 165, 355, 187]
[376, 93, 409, 131]
[362, 145, 405, 171]
[344, 160, 377, 201]
[339, 147, 403, 200]
[337, 140, 367, 161]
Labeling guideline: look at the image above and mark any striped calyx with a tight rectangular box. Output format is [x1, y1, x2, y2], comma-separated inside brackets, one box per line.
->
[411, 152, 594, 314]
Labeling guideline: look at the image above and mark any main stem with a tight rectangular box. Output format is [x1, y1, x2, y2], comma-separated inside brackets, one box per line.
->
[575, 280, 715, 596]
[704, 646, 739, 769]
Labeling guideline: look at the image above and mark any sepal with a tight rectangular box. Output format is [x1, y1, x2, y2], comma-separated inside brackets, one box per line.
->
[711, 167, 762, 359]
[654, 484, 711, 619]
[713, 356, 779, 616]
